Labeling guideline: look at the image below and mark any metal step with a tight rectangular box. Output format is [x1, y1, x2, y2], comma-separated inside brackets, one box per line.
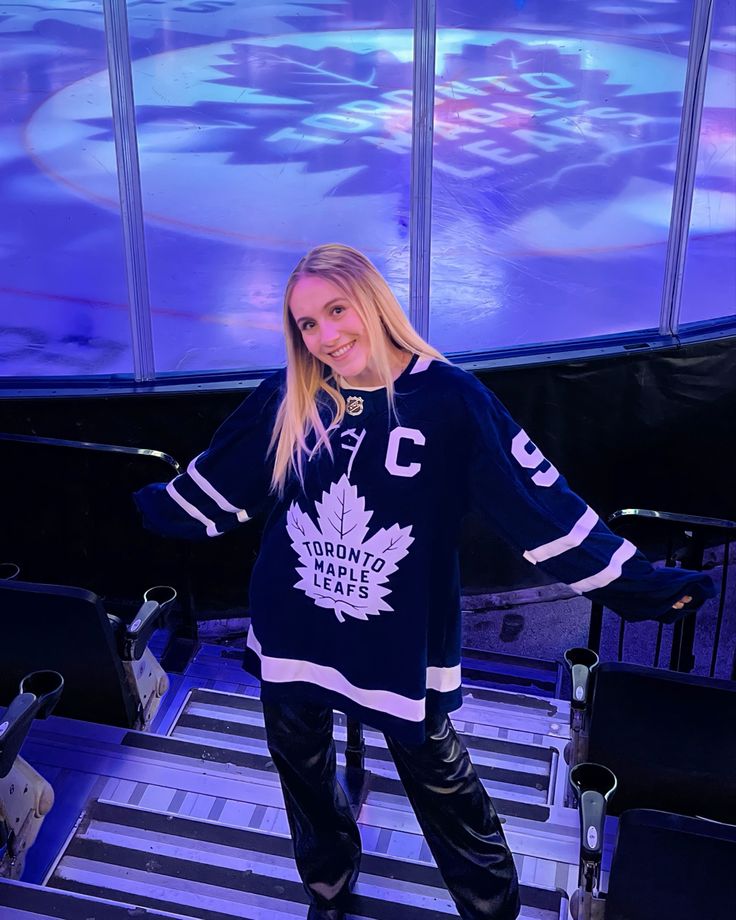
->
[156, 647, 569, 739]
[22, 716, 583, 875]
[122, 730, 551, 822]
[0, 877, 190, 920]
[10, 644, 581, 918]
[174, 687, 557, 806]
[460, 647, 562, 697]
[46, 799, 568, 920]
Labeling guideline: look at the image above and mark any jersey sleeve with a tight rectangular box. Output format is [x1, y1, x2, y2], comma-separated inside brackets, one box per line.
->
[133, 371, 284, 540]
[461, 378, 716, 623]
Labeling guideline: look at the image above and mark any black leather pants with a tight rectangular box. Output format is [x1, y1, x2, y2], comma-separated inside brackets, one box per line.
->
[262, 700, 520, 920]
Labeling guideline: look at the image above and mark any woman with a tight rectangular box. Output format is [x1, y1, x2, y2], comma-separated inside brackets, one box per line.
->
[136, 244, 713, 920]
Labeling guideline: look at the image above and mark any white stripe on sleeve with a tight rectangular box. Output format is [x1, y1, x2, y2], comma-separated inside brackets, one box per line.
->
[188, 457, 251, 523]
[523, 505, 599, 564]
[165, 479, 221, 537]
[569, 539, 637, 594]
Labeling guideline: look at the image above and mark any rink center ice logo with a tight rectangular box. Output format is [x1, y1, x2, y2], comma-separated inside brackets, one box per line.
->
[26, 26, 733, 253]
[286, 475, 413, 623]
[193, 31, 683, 204]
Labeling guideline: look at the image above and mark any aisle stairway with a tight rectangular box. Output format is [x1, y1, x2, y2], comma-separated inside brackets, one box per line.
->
[2, 642, 586, 920]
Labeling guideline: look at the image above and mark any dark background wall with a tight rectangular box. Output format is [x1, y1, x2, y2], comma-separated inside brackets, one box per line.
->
[1, 336, 733, 614]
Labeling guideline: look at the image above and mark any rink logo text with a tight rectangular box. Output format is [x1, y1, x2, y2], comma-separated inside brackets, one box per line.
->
[202, 34, 671, 195]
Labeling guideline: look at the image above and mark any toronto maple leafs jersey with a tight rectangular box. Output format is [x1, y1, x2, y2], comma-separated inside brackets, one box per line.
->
[134, 355, 715, 742]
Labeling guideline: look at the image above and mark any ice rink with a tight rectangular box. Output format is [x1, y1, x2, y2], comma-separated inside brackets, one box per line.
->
[1, 0, 734, 376]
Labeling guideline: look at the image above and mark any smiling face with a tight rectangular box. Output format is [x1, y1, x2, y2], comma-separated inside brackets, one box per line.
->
[289, 274, 380, 387]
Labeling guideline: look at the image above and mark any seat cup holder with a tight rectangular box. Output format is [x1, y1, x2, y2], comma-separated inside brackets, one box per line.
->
[0, 563, 20, 581]
[564, 646, 600, 669]
[570, 762, 617, 800]
[19, 670, 65, 719]
[127, 586, 177, 632]
[569, 762, 617, 861]
[564, 647, 600, 709]
[563, 649, 600, 799]
[144, 585, 177, 605]
[122, 586, 178, 660]
[142, 585, 177, 620]
[0, 671, 65, 779]
[569, 763, 617, 920]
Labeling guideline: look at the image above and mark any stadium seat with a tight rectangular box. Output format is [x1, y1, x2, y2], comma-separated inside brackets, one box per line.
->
[569, 761, 736, 919]
[0, 580, 175, 730]
[564, 653, 736, 822]
[604, 809, 736, 920]
[0, 670, 63, 879]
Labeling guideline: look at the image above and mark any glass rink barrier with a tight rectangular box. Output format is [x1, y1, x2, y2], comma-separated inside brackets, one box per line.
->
[0, 0, 733, 382]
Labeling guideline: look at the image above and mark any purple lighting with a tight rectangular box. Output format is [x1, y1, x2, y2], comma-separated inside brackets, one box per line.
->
[0, 1, 733, 376]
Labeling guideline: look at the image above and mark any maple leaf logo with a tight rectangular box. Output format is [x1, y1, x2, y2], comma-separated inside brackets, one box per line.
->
[286, 475, 413, 623]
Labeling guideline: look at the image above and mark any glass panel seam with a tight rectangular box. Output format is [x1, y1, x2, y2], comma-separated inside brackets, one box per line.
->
[409, 0, 437, 340]
[103, 0, 155, 381]
[659, 0, 716, 336]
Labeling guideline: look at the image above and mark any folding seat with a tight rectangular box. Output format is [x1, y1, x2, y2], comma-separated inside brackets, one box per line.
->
[564, 651, 736, 822]
[562, 503, 736, 822]
[0, 578, 176, 730]
[561, 507, 735, 917]
[0, 670, 63, 880]
[0, 432, 199, 673]
[568, 765, 736, 920]
[604, 808, 736, 920]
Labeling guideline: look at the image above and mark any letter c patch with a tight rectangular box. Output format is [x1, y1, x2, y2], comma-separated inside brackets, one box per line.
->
[385, 427, 425, 478]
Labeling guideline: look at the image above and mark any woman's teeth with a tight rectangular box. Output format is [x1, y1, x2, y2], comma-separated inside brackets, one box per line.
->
[330, 341, 355, 358]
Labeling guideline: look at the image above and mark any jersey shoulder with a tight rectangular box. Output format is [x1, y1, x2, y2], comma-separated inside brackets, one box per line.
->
[257, 367, 287, 398]
[406, 357, 491, 406]
[216, 367, 286, 436]
[408, 359, 520, 444]
[236, 367, 286, 411]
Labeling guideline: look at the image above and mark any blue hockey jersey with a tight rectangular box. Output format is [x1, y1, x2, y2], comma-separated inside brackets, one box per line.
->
[134, 356, 715, 742]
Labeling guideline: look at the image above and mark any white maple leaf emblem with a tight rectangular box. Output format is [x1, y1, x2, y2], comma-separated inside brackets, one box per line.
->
[286, 474, 414, 623]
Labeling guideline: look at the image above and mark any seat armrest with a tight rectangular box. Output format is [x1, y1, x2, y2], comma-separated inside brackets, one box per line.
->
[0, 695, 36, 779]
[122, 586, 177, 661]
[122, 600, 160, 661]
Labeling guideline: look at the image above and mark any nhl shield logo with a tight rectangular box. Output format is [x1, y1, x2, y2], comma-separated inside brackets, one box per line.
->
[346, 395, 364, 416]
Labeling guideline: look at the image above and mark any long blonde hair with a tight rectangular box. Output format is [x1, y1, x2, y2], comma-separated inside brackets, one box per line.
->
[269, 244, 446, 496]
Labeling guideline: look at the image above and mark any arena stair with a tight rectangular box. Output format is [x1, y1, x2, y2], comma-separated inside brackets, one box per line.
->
[3, 643, 578, 919]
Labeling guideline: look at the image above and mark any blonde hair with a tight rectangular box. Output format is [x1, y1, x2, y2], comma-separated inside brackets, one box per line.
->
[269, 244, 446, 496]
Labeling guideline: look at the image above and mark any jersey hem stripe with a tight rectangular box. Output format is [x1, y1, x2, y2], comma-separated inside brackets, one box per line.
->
[247, 628, 456, 724]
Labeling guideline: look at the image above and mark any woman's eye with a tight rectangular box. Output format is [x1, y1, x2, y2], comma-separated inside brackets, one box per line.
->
[301, 322, 315, 332]
[332, 305, 344, 316]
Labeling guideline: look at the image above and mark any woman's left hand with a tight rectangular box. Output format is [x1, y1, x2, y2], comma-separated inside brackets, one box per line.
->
[672, 595, 693, 610]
